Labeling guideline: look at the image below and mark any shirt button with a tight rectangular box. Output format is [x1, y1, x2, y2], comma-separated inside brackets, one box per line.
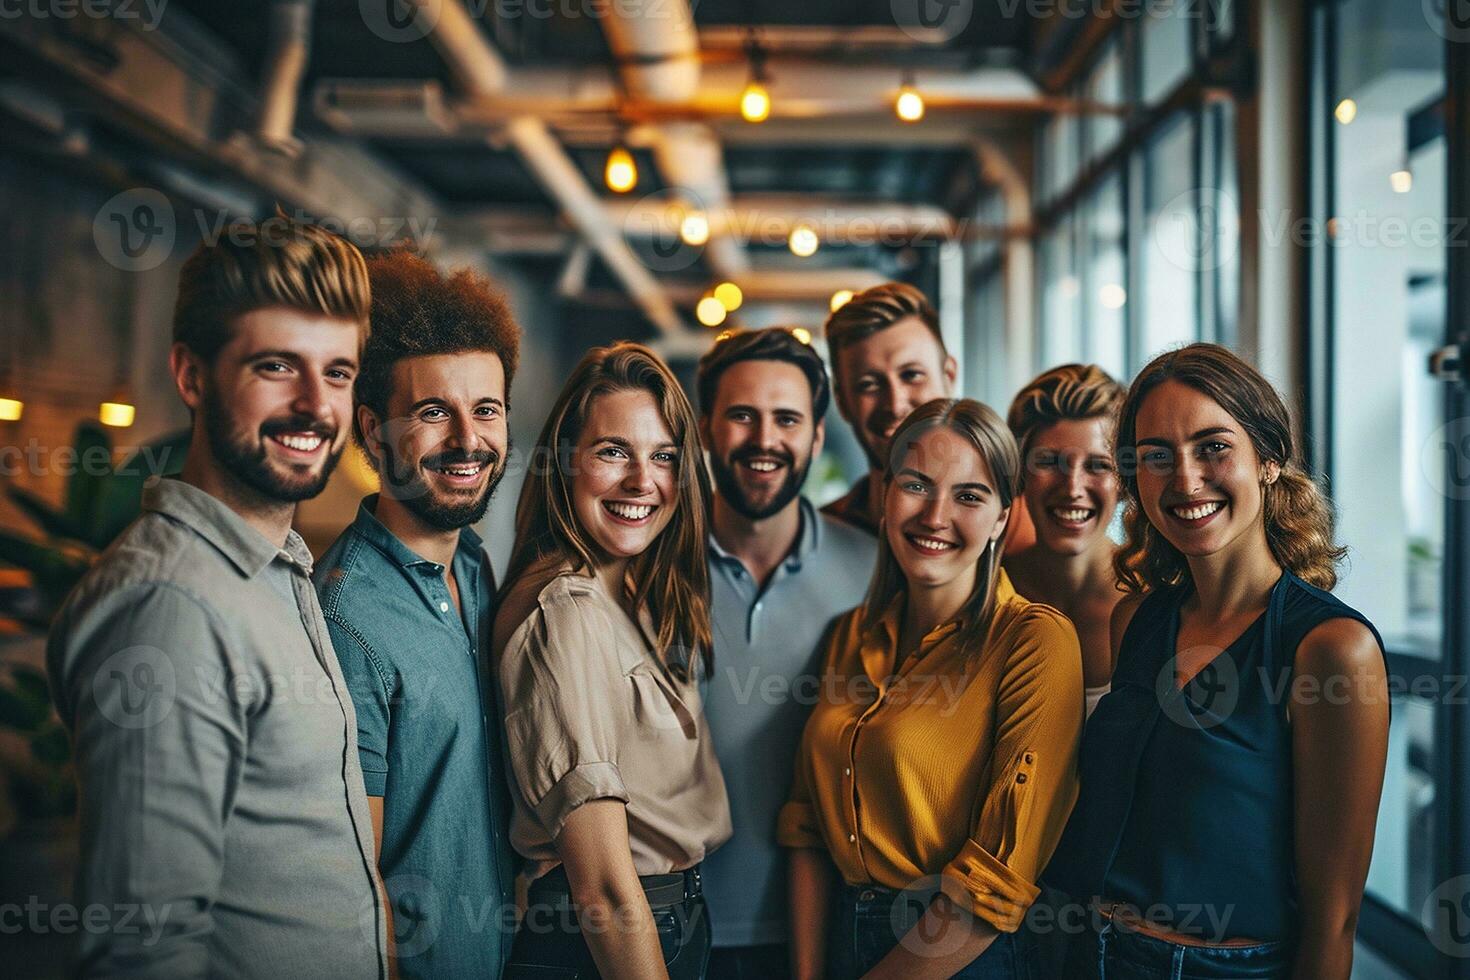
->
[1016, 773, 1028, 784]
[439, 601, 450, 612]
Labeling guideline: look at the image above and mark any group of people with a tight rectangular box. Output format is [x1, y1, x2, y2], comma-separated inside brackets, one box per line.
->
[46, 216, 1390, 980]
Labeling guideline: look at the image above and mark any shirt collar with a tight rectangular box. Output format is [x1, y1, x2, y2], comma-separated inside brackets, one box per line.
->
[706, 496, 821, 573]
[349, 493, 484, 572]
[142, 476, 309, 579]
[861, 566, 1020, 666]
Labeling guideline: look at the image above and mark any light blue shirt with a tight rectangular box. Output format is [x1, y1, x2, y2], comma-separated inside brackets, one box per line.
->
[701, 497, 877, 947]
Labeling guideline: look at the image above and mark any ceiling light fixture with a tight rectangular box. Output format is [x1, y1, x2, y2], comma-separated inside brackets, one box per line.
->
[605, 146, 637, 193]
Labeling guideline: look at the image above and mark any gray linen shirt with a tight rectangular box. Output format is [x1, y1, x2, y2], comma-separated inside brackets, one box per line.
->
[47, 477, 387, 980]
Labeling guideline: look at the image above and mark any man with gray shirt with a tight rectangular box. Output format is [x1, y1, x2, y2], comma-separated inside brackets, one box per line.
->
[696, 329, 876, 978]
[47, 218, 387, 980]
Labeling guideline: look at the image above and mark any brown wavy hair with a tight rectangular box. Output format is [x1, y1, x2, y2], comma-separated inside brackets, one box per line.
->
[504, 342, 712, 678]
[1006, 363, 1125, 483]
[1113, 343, 1346, 594]
[863, 398, 1020, 651]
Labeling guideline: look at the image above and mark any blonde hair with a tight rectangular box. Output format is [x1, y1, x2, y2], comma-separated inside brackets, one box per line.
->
[863, 398, 1020, 651]
[1007, 363, 1125, 476]
[173, 211, 371, 361]
[1114, 343, 1346, 594]
[823, 282, 945, 391]
[504, 342, 713, 678]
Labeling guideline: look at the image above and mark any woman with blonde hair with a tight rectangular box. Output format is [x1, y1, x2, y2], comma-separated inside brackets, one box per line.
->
[1004, 363, 1126, 718]
[1046, 343, 1388, 978]
[494, 342, 731, 979]
[780, 398, 1083, 979]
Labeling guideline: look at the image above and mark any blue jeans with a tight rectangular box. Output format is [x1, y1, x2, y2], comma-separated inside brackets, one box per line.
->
[1066, 920, 1290, 979]
[826, 882, 1034, 979]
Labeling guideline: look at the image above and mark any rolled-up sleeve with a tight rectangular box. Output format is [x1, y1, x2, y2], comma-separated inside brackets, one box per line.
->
[323, 620, 392, 797]
[47, 583, 248, 979]
[498, 592, 631, 841]
[938, 608, 1083, 932]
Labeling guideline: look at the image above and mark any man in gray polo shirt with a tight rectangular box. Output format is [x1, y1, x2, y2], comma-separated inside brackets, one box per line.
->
[47, 218, 386, 980]
[696, 328, 877, 978]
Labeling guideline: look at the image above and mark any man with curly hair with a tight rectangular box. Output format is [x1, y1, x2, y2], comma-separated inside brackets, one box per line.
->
[314, 250, 522, 979]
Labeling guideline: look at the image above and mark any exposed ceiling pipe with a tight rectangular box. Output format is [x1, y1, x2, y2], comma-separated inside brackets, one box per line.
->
[257, 0, 314, 155]
[606, 195, 958, 244]
[599, 1, 749, 278]
[400, 0, 685, 335]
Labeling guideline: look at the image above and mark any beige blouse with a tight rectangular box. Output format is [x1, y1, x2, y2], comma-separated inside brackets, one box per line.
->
[495, 566, 732, 881]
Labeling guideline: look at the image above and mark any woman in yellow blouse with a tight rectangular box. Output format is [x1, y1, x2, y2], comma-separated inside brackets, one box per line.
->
[779, 398, 1083, 980]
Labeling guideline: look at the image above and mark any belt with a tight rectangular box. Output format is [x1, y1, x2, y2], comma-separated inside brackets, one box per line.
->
[528, 863, 703, 909]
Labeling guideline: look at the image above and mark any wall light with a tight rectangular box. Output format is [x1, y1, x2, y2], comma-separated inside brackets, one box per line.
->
[0, 397, 22, 422]
[99, 400, 136, 428]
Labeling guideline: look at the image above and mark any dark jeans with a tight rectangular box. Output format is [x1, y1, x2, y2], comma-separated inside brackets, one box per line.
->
[826, 882, 1034, 980]
[504, 870, 711, 980]
[1064, 920, 1290, 979]
[706, 942, 789, 980]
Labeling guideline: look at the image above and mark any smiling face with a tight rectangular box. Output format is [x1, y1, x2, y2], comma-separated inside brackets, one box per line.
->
[365, 350, 508, 531]
[885, 425, 1009, 596]
[835, 316, 956, 469]
[703, 359, 824, 521]
[570, 388, 680, 563]
[1133, 379, 1278, 562]
[1022, 416, 1121, 557]
[190, 306, 360, 503]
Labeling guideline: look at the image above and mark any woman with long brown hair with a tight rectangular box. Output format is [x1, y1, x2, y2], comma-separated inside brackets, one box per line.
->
[1046, 343, 1389, 978]
[1003, 364, 1126, 718]
[780, 398, 1083, 979]
[493, 342, 731, 979]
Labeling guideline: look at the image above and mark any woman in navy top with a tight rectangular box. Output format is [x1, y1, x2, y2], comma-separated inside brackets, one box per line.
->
[1046, 343, 1389, 979]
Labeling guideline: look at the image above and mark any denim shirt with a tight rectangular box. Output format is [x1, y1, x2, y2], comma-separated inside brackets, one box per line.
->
[316, 496, 517, 980]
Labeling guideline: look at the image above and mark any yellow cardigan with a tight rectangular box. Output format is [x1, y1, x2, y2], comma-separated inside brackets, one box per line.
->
[777, 569, 1083, 933]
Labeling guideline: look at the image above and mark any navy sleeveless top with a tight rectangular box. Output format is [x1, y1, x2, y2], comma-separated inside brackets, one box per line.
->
[1044, 569, 1385, 942]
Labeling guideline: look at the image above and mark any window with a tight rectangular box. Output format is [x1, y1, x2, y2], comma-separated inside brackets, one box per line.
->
[1140, 0, 1194, 105]
[1039, 218, 1081, 367]
[1139, 113, 1198, 363]
[1081, 174, 1127, 380]
[1084, 40, 1125, 165]
[1041, 111, 1079, 207]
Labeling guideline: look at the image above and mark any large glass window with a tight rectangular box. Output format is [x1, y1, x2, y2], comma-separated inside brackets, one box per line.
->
[1081, 174, 1127, 380]
[1139, 113, 1198, 363]
[1084, 40, 1125, 165]
[1042, 112, 1079, 207]
[1140, 0, 1194, 105]
[1320, 0, 1447, 939]
[1039, 219, 1081, 367]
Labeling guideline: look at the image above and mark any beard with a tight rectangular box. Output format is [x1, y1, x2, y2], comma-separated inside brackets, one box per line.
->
[710, 443, 812, 521]
[202, 383, 341, 504]
[379, 440, 507, 532]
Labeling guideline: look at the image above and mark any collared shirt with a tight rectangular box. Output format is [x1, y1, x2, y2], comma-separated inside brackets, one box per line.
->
[777, 570, 1083, 934]
[701, 497, 876, 947]
[820, 474, 879, 536]
[46, 477, 386, 980]
[495, 564, 732, 880]
[315, 495, 516, 980]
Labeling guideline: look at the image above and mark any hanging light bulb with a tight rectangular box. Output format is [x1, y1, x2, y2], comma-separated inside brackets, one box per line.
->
[829, 289, 855, 312]
[99, 396, 136, 428]
[1334, 99, 1357, 125]
[605, 146, 637, 193]
[697, 295, 728, 327]
[740, 81, 771, 123]
[789, 223, 819, 258]
[680, 209, 710, 246]
[895, 84, 925, 123]
[713, 282, 743, 311]
[0, 396, 22, 421]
